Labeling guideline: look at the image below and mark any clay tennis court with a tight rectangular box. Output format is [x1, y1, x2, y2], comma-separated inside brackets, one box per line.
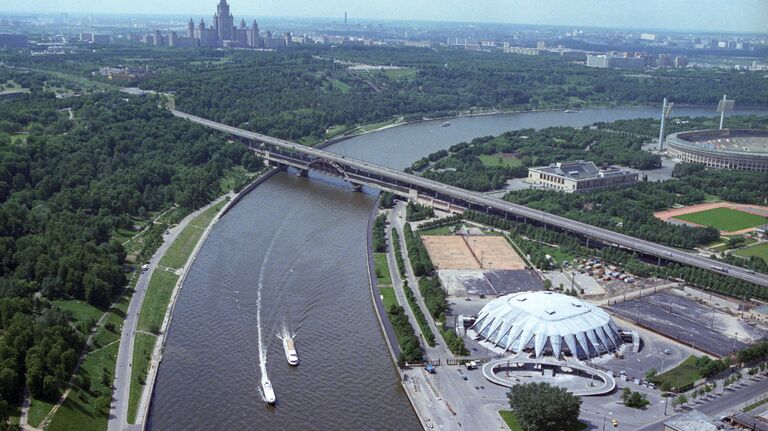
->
[654, 202, 768, 235]
[421, 235, 526, 270]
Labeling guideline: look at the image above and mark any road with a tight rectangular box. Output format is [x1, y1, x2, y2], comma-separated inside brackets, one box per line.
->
[390, 202, 452, 360]
[172, 110, 768, 289]
[634, 375, 768, 431]
[108, 200, 224, 431]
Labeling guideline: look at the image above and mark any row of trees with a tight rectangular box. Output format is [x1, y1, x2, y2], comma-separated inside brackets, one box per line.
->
[372, 214, 387, 253]
[405, 201, 434, 222]
[402, 224, 434, 277]
[463, 210, 768, 301]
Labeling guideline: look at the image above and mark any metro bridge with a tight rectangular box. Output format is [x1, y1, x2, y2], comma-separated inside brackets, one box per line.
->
[171, 110, 768, 289]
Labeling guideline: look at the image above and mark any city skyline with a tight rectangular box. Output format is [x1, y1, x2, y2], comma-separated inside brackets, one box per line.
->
[2, 0, 768, 33]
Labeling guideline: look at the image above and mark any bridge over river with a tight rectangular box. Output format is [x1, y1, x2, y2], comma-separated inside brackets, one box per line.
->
[171, 110, 768, 289]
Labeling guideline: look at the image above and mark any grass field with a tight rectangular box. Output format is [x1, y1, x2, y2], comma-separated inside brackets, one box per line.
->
[52, 300, 104, 333]
[498, 411, 586, 431]
[27, 398, 55, 428]
[419, 224, 461, 236]
[328, 78, 351, 93]
[735, 242, 768, 262]
[499, 411, 523, 431]
[478, 153, 523, 168]
[374, 253, 392, 286]
[47, 340, 120, 431]
[652, 355, 701, 390]
[128, 333, 156, 424]
[137, 270, 179, 334]
[358, 118, 399, 132]
[380, 287, 397, 310]
[380, 68, 418, 80]
[158, 200, 225, 269]
[674, 207, 766, 232]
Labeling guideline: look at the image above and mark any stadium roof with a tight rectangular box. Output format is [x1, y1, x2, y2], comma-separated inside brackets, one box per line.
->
[470, 291, 622, 359]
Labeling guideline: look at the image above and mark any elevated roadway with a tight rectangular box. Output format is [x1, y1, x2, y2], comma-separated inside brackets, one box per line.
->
[171, 110, 768, 289]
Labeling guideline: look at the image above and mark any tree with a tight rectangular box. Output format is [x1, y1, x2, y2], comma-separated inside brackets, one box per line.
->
[508, 382, 581, 431]
[645, 368, 657, 380]
[676, 394, 688, 407]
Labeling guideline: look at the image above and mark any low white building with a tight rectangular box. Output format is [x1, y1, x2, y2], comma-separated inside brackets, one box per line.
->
[527, 160, 638, 193]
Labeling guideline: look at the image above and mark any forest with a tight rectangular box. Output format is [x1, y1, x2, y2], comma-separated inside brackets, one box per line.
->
[0, 69, 259, 419]
[7, 45, 765, 144]
[412, 126, 657, 191]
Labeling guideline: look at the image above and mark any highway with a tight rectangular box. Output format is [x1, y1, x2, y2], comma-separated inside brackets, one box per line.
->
[171, 110, 768, 289]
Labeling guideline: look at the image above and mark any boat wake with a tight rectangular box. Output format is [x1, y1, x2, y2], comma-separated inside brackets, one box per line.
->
[255, 219, 288, 403]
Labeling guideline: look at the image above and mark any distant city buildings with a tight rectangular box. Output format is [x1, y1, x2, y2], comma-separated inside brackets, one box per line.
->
[96, 65, 152, 81]
[527, 161, 638, 193]
[139, 0, 283, 49]
[585, 51, 687, 69]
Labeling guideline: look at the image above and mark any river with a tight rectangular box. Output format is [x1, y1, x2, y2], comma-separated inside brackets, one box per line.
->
[148, 106, 765, 430]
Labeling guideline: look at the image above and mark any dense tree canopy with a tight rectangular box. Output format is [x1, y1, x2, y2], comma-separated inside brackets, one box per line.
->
[507, 382, 582, 431]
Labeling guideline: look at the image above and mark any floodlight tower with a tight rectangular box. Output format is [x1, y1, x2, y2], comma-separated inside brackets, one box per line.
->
[717, 94, 735, 130]
[658, 98, 674, 151]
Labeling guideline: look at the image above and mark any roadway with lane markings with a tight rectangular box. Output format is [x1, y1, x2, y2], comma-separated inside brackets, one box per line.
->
[171, 110, 768, 289]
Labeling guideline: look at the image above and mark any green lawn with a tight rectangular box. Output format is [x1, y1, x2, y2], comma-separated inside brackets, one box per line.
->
[499, 411, 523, 431]
[137, 270, 179, 334]
[47, 340, 120, 431]
[499, 411, 586, 431]
[380, 68, 418, 80]
[27, 398, 56, 428]
[159, 200, 225, 269]
[419, 224, 461, 236]
[744, 397, 768, 412]
[374, 253, 393, 286]
[358, 118, 398, 132]
[52, 300, 104, 333]
[674, 207, 767, 232]
[128, 333, 156, 424]
[380, 287, 398, 310]
[652, 355, 701, 390]
[10, 134, 27, 145]
[478, 153, 523, 168]
[328, 78, 351, 93]
[734, 242, 768, 262]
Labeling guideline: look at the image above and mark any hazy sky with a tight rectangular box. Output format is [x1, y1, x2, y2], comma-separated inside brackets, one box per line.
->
[5, 0, 768, 33]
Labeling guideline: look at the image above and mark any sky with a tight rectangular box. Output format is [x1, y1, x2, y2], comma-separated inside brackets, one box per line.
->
[4, 0, 768, 33]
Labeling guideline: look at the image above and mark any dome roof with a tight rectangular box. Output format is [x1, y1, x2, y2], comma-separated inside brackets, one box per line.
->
[471, 291, 622, 359]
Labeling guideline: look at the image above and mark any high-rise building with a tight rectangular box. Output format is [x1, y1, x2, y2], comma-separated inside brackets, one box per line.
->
[145, 1, 271, 49]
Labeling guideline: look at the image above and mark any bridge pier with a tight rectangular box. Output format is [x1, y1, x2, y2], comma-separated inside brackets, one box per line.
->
[296, 168, 308, 177]
[352, 184, 363, 192]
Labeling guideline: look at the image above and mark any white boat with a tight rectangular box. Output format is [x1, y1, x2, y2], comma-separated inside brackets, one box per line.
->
[262, 377, 276, 404]
[564, 109, 580, 113]
[441, 121, 451, 127]
[283, 336, 299, 366]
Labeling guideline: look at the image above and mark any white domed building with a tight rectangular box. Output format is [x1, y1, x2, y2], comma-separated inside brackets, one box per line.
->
[470, 291, 623, 359]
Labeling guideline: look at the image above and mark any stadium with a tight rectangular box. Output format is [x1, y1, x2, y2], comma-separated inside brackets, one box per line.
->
[665, 129, 768, 172]
[470, 291, 624, 359]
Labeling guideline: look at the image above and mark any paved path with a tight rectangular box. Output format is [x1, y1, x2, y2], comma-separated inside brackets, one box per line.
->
[109, 197, 227, 431]
[391, 202, 452, 360]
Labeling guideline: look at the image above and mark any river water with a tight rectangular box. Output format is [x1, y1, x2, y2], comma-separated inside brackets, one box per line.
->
[148, 106, 765, 430]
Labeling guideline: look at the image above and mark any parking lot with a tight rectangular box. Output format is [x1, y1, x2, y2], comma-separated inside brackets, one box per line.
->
[438, 269, 543, 297]
[607, 291, 768, 357]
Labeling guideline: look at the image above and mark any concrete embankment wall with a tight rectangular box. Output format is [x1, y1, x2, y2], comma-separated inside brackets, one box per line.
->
[138, 168, 280, 429]
[364, 199, 428, 430]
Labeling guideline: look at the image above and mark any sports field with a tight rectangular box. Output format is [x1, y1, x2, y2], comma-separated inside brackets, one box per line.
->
[421, 235, 525, 270]
[673, 207, 766, 232]
[735, 242, 768, 262]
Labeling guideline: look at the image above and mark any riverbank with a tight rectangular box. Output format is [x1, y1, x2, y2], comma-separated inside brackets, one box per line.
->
[321, 103, 768, 150]
[132, 168, 280, 428]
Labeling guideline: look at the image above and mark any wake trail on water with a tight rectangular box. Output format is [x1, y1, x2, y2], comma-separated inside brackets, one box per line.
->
[255, 218, 289, 401]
